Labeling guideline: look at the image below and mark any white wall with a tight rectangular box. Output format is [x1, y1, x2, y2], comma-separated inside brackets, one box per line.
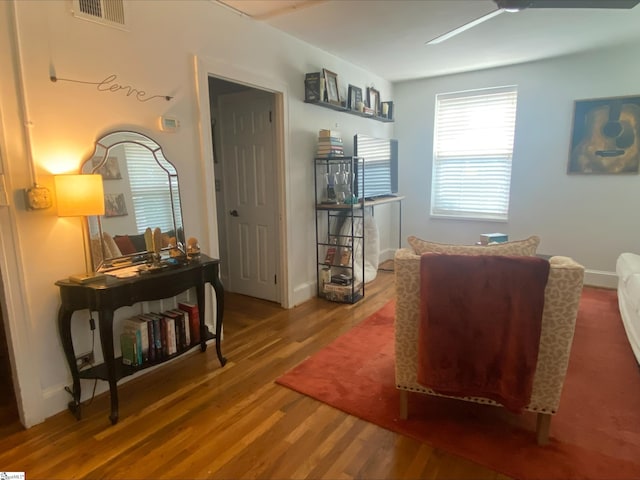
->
[395, 41, 640, 287]
[0, 0, 393, 425]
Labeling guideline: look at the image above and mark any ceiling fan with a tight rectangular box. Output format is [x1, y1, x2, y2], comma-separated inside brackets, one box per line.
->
[426, 0, 640, 44]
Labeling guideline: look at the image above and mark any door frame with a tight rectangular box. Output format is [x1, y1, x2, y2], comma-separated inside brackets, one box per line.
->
[193, 55, 290, 308]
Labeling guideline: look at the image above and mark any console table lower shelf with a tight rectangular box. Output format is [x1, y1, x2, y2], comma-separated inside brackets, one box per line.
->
[77, 330, 216, 382]
[56, 255, 226, 425]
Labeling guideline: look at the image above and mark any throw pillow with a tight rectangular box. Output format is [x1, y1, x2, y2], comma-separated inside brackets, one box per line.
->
[407, 235, 540, 256]
[114, 235, 137, 255]
[102, 232, 123, 258]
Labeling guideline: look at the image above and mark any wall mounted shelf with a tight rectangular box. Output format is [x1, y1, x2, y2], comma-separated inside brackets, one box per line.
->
[304, 100, 394, 123]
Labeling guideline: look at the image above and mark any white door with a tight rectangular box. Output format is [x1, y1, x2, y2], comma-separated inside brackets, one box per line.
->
[218, 89, 279, 302]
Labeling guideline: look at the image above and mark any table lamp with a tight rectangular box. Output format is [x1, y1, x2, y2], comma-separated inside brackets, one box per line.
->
[55, 174, 106, 283]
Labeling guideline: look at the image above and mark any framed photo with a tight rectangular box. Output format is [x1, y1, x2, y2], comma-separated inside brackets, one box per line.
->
[323, 69, 340, 105]
[568, 95, 640, 174]
[347, 85, 363, 111]
[367, 87, 380, 115]
[381, 101, 394, 120]
[304, 72, 322, 103]
[92, 156, 122, 180]
[104, 193, 128, 217]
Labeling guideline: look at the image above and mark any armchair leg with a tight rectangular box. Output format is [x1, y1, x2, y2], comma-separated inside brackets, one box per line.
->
[536, 413, 551, 445]
[400, 390, 408, 419]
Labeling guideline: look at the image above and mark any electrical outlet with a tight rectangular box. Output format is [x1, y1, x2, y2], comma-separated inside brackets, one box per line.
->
[76, 351, 94, 369]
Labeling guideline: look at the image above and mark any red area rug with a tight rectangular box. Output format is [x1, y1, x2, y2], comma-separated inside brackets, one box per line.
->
[276, 288, 640, 479]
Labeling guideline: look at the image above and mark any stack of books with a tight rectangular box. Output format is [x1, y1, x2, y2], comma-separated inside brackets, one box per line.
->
[316, 129, 344, 158]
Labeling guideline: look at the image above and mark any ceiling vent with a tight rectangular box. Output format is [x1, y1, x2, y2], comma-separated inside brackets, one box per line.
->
[72, 0, 127, 29]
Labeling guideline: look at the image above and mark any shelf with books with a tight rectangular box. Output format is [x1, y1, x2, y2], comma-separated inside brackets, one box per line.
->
[80, 330, 215, 381]
[304, 100, 394, 123]
[116, 305, 202, 368]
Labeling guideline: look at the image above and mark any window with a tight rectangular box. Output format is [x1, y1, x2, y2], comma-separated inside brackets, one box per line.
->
[125, 143, 182, 234]
[431, 86, 518, 221]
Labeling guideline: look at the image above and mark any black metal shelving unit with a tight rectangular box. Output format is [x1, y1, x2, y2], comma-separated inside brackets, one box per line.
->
[314, 156, 365, 303]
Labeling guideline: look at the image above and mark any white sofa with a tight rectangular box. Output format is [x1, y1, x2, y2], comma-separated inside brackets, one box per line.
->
[616, 253, 640, 365]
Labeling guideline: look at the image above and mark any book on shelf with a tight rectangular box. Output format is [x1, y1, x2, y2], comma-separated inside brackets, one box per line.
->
[317, 137, 343, 145]
[161, 314, 177, 356]
[319, 129, 341, 138]
[161, 310, 178, 353]
[169, 308, 191, 348]
[316, 150, 344, 158]
[122, 318, 144, 365]
[142, 313, 164, 361]
[317, 148, 343, 153]
[123, 317, 149, 364]
[120, 332, 138, 366]
[164, 309, 188, 351]
[316, 151, 344, 158]
[178, 302, 201, 344]
[316, 144, 343, 150]
[317, 144, 344, 151]
[143, 315, 156, 363]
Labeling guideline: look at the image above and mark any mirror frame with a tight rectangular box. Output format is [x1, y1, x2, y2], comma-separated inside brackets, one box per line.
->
[82, 130, 186, 272]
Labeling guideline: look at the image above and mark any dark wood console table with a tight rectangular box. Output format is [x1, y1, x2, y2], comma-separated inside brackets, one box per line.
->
[56, 254, 226, 425]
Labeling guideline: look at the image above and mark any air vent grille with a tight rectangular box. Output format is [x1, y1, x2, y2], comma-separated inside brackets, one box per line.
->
[73, 0, 126, 28]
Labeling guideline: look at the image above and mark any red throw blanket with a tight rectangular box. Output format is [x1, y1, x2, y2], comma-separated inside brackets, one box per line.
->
[417, 254, 550, 413]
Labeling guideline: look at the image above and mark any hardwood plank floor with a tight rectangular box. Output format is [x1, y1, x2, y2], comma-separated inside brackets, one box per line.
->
[0, 269, 510, 479]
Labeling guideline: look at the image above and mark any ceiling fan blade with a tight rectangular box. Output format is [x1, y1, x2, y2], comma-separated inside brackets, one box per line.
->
[426, 8, 504, 45]
[525, 0, 639, 8]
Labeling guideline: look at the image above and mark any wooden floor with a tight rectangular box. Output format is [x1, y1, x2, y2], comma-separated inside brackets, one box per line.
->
[0, 268, 510, 479]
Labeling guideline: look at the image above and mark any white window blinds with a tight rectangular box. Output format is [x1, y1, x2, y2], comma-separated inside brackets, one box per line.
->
[431, 86, 518, 221]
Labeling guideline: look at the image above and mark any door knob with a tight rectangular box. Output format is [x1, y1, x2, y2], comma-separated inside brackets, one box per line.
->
[229, 209, 239, 217]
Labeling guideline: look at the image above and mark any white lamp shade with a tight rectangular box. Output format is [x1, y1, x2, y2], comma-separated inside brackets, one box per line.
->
[55, 174, 105, 217]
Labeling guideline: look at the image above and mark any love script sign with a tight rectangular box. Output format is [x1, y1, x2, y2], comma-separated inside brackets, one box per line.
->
[50, 73, 173, 103]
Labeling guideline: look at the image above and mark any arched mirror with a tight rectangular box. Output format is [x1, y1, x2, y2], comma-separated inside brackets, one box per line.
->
[81, 131, 185, 272]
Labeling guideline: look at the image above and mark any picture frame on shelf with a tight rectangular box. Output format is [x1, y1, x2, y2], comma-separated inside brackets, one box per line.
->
[347, 84, 363, 111]
[367, 87, 381, 116]
[304, 72, 322, 103]
[323, 69, 341, 105]
[381, 101, 394, 120]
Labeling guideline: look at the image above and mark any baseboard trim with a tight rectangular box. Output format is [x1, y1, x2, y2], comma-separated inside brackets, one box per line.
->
[379, 248, 396, 263]
[292, 281, 315, 308]
[584, 269, 617, 289]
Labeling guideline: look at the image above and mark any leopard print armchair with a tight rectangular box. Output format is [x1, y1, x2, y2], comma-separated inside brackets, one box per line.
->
[394, 247, 584, 444]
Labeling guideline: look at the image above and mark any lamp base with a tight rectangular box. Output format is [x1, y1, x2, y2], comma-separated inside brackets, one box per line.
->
[69, 272, 106, 284]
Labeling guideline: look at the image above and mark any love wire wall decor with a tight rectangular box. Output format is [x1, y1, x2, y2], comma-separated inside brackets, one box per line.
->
[50, 72, 173, 103]
[568, 95, 640, 174]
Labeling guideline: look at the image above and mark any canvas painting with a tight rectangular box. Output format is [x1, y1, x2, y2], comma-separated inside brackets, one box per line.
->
[568, 95, 640, 174]
[92, 156, 122, 180]
[104, 193, 128, 217]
